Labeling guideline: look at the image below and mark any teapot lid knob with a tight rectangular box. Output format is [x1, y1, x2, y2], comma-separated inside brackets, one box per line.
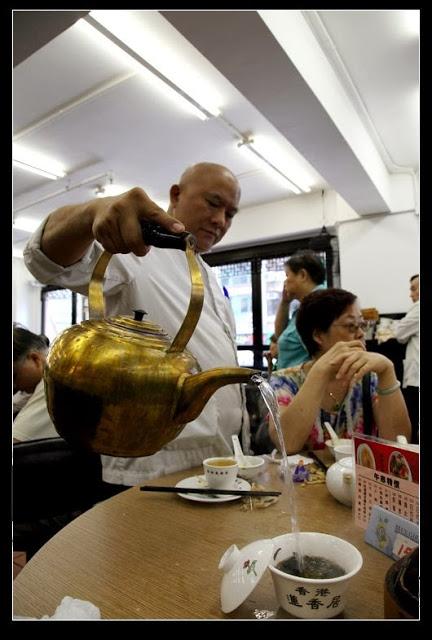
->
[133, 309, 147, 322]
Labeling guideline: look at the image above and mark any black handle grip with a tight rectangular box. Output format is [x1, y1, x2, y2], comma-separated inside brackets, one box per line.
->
[140, 221, 191, 250]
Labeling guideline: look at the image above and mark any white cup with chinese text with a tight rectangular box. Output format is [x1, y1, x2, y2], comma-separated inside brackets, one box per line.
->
[269, 532, 363, 618]
[203, 457, 238, 490]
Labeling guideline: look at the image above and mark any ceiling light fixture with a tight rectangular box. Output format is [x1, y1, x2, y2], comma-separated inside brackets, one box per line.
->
[237, 138, 302, 194]
[13, 247, 24, 259]
[77, 16, 216, 121]
[13, 216, 42, 233]
[94, 184, 128, 198]
[13, 172, 114, 214]
[13, 160, 62, 181]
[13, 145, 66, 180]
[309, 190, 332, 252]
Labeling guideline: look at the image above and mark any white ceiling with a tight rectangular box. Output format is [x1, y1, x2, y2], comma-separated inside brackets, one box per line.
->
[12, 9, 419, 252]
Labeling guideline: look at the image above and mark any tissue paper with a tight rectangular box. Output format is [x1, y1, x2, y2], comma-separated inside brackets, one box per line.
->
[41, 596, 101, 620]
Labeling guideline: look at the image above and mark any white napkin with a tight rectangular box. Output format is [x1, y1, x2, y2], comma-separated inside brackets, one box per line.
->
[14, 596, 101, 620]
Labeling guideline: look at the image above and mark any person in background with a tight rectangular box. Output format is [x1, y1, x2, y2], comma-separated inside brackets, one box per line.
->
[13, 324, 57, 442]
[274, 250, 326, 369]
[263, 333, 278, 376]
[262, 288, 411, 454]
[13, 390, 31, 419]
[23, 162, 250, 488]
[395, 274, 419, 444]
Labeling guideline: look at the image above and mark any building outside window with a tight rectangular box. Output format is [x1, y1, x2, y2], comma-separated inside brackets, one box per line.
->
[41, 286, 88, 343]
[204, 236, 338, 369]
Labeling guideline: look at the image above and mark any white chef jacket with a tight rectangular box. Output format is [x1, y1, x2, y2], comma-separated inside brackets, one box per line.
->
[13, 379, 58, 441]
[24, 220, 250, 485]
[395, 300, 419, 388]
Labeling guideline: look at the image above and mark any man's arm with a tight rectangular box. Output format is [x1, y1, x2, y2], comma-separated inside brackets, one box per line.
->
[394, 304, 419, 345]
[40, 188, 185, 267]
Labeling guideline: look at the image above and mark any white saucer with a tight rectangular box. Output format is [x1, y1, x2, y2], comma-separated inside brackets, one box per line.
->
[175, 475, 251, 503]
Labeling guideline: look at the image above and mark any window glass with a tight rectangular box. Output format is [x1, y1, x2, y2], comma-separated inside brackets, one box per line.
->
[212, 262, 253, 346]
[207, 241, 335, 371]
[76, 293, 89, 323]
[43, 289, 74, 342]
[237, 350, 254, 367]
[261, 257, 290, 344]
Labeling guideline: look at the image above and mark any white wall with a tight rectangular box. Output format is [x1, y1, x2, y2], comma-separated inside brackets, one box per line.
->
[213, 191, 419, 315]
[215, 189, 356, 249]
[338, 212, 419, 314]
[12, 258, 42, 332]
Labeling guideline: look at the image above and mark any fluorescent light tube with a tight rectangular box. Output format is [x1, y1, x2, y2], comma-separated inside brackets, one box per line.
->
[13, 248, 24, 259]
[77, 17, 210, 121]
[13, 217, 41, 232]
[13, 145, 66, 179]
[251, 135, 312, 193]
[237, 141, 302, 194]
[13, 160, 61, 181]
[88, 11, 222, 117]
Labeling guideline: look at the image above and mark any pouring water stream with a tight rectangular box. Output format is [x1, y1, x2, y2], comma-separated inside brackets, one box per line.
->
[252, 374, 304, 574]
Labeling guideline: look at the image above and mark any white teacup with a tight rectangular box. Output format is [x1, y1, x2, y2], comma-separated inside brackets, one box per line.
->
[203, 457, 238, 490]
[334, 442, 354, 462]
[269, 532, 363, 618]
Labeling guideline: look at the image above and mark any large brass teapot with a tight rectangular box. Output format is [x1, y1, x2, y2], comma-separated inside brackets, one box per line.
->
[44, 224, 256, 457]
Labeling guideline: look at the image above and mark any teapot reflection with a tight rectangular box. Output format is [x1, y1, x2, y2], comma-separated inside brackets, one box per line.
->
[44, 229, 257, 457]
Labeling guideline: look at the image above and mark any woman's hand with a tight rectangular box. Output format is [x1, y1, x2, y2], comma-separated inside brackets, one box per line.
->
[310, 340, 393, 385]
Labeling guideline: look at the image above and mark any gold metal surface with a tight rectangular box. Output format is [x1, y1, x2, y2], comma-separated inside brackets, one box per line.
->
[88, 250, 112, 319]
[168, 236, 204, 353]
[45, 245, 257, 457]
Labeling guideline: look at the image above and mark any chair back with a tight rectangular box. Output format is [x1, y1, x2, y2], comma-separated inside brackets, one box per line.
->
[13, 437, 110, 557]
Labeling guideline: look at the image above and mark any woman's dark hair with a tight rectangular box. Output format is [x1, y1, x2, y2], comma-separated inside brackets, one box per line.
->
[410, 274, 419, 282]
[296, 288, 357, 357]
[13, 323, 50, 364]
[285, 250, 326, 285]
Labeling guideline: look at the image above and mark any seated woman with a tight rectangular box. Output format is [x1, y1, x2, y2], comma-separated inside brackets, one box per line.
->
[265, 288, 411, 454]
[13, 323, 58, 442]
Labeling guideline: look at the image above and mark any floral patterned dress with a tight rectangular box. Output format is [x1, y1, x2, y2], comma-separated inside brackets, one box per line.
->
[269, 364, 379, 450]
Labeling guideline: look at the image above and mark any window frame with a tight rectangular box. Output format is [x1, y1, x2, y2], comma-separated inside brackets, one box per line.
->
[203, 235, 337, 369]
[41, 286, 88, 336]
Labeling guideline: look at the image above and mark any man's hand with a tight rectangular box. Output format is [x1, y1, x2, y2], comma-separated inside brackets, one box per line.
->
[40, 187, 186, 266]
[91, 187, 185, 256]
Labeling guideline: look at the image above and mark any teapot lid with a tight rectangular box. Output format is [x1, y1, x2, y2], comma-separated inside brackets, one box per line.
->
[106, 316, 168, 337]
[219, 539, 274, 613]
[336, 456, 354, 469]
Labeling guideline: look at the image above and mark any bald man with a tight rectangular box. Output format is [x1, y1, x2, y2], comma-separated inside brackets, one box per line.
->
[24, 163, 248, 487]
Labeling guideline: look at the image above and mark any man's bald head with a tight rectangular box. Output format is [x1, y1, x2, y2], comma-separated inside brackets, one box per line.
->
[168, 162, 241, 253]
[179, 162, 241, 199]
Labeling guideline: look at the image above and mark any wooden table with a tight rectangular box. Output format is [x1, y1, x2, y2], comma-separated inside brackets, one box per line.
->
[13, 460, 393, 620]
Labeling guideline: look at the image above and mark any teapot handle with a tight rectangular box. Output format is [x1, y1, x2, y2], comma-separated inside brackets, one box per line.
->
[168, 237, 204, 353]
[88, 234, 204, 350]
[88, 222, 199, 320]
[88, 250, 112, 320]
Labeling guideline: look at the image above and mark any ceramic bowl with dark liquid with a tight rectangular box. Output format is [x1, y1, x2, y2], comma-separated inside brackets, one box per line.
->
[268, 532, 363, 618]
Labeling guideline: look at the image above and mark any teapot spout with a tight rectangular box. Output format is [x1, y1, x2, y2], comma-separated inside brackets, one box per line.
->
[175, 368, 259, 425]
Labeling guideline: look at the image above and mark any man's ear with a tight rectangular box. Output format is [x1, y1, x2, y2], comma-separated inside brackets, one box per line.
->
[169, 184, 180, 209]
[298, 268, 308, 282]
[29, 351, 45, 369]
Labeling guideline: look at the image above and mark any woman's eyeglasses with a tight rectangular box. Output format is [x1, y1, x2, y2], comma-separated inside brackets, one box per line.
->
[332, 320, 368, 334]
